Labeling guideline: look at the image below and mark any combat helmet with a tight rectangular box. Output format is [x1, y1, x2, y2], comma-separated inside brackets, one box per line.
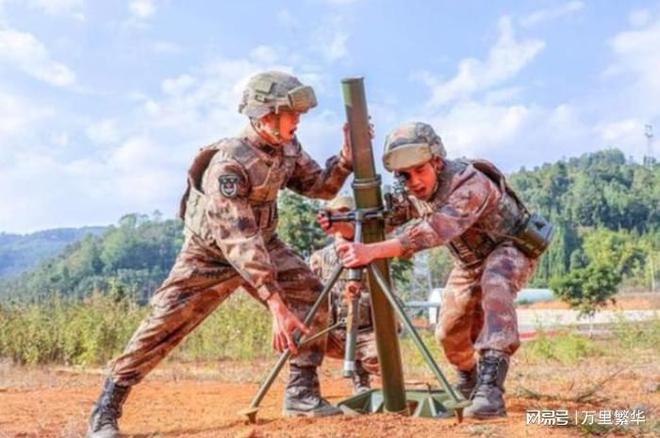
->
[238, 71, 317, 119]
[382, 122, 446, 171]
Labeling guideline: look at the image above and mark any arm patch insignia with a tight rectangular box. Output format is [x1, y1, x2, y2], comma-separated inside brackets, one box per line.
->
[218, 174, 241, 198]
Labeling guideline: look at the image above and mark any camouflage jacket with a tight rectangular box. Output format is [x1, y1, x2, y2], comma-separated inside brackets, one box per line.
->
[179, 125, 352, 300]
[389, 159, 527, 267]
[309, 241, 373, 329]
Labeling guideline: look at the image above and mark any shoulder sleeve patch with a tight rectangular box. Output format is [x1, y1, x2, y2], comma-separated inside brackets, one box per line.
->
[218, 173, 242, 198]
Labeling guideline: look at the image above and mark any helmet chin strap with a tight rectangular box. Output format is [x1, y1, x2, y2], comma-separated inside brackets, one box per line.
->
[251, 114, 285, 146]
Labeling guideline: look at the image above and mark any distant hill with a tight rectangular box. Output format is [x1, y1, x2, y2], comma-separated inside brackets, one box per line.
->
[0, 215, 184, 303]
[0, 149, 657, 303]
[0, 227, 108, 279]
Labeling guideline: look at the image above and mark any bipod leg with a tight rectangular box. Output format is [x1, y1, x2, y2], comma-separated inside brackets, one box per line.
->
[344, 217, 364, 377]
[239, 265, 344, 423]
[368, 264, 470, 422]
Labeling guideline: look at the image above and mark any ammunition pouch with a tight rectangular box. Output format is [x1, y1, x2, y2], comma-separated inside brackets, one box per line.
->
[512, 212, 554, 258]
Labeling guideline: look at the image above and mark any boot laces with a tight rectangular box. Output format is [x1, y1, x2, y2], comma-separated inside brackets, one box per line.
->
[93, 406, 119, 431]
[480, 357, 500, 385]
[473, 357, 502, 397]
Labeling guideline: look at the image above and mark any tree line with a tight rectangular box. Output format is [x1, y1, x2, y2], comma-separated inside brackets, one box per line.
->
[0, 149, 657, 310]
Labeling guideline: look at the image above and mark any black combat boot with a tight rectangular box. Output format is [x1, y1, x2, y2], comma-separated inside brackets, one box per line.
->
[464, 350, 509, 419]
[351, 361, 371, 395]
[283, 365, 342, 417]
[454, 366, 477, 400]
[87, 378, 132, 438]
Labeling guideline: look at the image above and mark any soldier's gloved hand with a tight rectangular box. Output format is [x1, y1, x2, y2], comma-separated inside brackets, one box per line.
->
[266, 293, 310, 355]
[343, 280, 361, 302]
[336, 242, 373, 268]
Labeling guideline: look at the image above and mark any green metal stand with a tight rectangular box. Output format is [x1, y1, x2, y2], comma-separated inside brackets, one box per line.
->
[338, 389, 455, 419]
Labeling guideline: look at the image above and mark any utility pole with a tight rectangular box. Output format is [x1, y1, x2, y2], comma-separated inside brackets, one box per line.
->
[644, 124, 654, 167]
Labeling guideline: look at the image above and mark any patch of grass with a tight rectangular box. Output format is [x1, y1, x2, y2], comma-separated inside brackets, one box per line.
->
[173, 292, 271, 362]
[520, 329, 602, 365]
[611, 312, 660, 352]
[0, 291, 272, 366]
[0, 293, 147, 366]
[398, 329, 449, 378]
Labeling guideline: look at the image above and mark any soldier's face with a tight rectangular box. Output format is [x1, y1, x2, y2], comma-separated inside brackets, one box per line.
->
[277, 110, 301, 142]
[398, 160, 439, 200]
[260, 110, 301, 144]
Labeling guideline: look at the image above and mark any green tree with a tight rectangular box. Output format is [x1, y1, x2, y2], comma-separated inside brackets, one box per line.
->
[550, 263, 621, 317]
[276, 190, 328, 258]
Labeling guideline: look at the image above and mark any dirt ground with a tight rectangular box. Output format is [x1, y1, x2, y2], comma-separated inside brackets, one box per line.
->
[1, 295, 658, 437]
[1, 350, 658, 438]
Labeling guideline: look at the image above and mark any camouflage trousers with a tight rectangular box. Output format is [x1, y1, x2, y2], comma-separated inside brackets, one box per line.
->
[435, 243, 537, 371]
[109, 236, 328, 386]
[325, 328, 380, 375]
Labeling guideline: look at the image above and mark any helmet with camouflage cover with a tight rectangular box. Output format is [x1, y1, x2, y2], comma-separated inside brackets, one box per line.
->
[238, 71, 318, 119]
[325, 194, 355, 211]
[382, 122, 446, 172]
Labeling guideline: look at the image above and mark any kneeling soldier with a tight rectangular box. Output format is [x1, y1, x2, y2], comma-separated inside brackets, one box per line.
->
[309, 195, 379, 394]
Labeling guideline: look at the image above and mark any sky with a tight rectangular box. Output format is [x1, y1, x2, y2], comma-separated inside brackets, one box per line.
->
[0, 0, 658, 233]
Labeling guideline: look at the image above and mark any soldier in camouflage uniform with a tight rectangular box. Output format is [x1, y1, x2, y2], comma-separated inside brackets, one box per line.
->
[309, 195, 379, 394]
[332, 122, 552, 419]
[87, 71, 353, 438]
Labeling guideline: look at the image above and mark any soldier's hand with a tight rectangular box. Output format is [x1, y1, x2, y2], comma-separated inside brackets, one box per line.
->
[267, 294, 310, 355]
[341, 123, 353, 164]
[336, 242, 373, 268]
[341, 120, 374, 164]
[343, 280, 361, 301]
[316, 211, 333, 233]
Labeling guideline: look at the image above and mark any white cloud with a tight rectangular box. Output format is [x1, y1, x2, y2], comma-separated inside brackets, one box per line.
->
[312, 16, 350, 62]
[249, 45, 279, 64]
[276, 9, 298, 30]
[628, 9, 651, 27]
[28, 0, 85, 20]
[410, 9, 660, 169]
[161, 74, 195, 96]
[325, 31, 348, 61]
[420, 17, 544, 107]
[424, 100, 535, 159]
[413, 100, 598, 170]
[151, 40, 182, 54]
[607, 15, 660, 98]
[520, 1, 584, 28]
[129, 0, 156, 19]
[596, 118, 640, 143]
[483, 86, 524, 104]
[0, 90, 54, 147]
[597, 12, 660, 161]
[0, 27, 76, 86]
[51, 131, 69, 147]
[86, 119, 121, 145]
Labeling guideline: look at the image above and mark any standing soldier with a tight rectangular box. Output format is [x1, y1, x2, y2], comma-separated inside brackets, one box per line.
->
[334, 122, 553, 419]
[309, 195, 379, 394]
[87, 71, 353, 438]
